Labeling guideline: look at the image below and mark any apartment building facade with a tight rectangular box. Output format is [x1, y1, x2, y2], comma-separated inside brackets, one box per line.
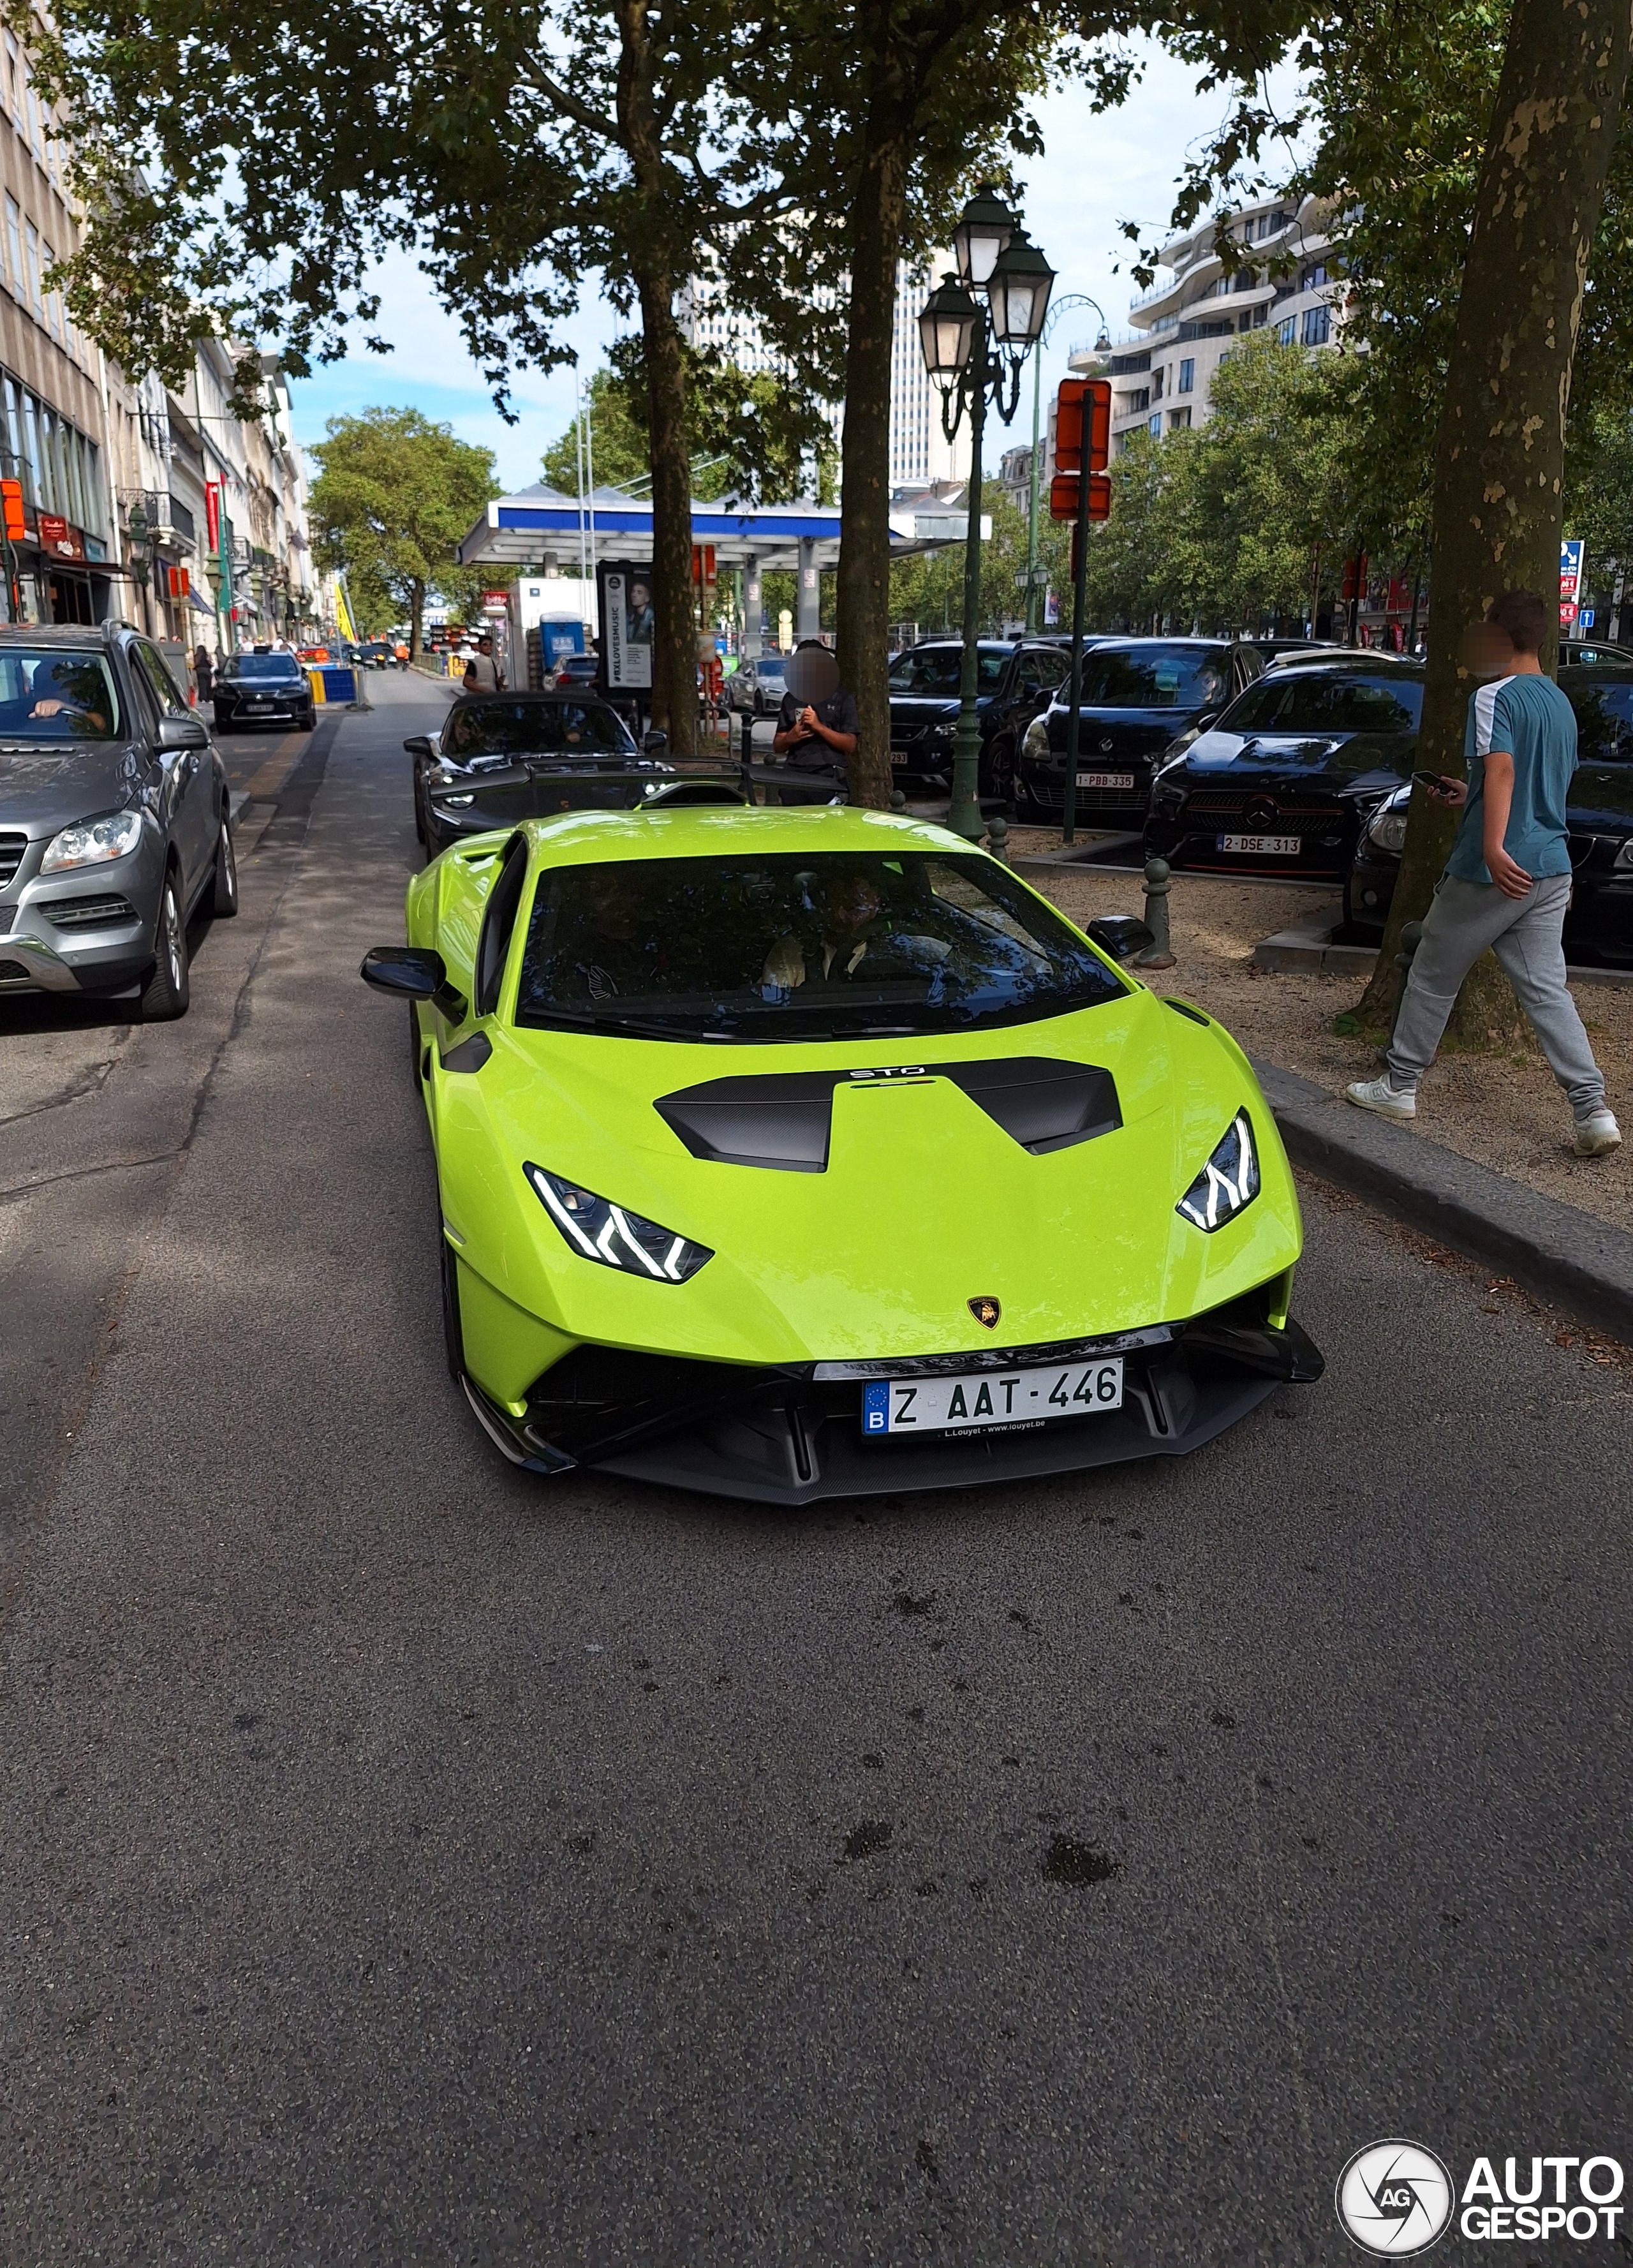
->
[1101, 194, 1341, 454]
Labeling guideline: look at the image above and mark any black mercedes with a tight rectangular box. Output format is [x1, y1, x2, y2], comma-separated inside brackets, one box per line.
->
[1346, 664, 1633, 963]
[887, 639, 1074, 803]
[211, 649, 317, 733]
[1016, 639, 1262, 828]
[1144, 655, 1422, 878]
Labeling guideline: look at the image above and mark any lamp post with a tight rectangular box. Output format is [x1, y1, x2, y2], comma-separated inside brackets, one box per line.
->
[126, 494, 152, 634]
[918, 189, 1054, 840]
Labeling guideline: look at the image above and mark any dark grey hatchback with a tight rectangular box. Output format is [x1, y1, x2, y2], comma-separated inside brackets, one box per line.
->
[0, 623, 234, 1018]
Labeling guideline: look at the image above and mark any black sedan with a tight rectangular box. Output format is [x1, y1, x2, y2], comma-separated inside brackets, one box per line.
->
[1016, 639, 1262, 827]
[408, 692, 704, 856]
[212, 651, 317, 733]
[1142, 655, 1422, 878]
[888, 639, 1076, 803]
[1346, 665, 1633, 965]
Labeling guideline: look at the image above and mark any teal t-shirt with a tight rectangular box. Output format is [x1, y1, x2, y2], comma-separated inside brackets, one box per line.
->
[1446, 672, 1576, 884]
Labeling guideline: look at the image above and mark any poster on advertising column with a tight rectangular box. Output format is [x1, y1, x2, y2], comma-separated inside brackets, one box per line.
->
[596, 560, 654, 692]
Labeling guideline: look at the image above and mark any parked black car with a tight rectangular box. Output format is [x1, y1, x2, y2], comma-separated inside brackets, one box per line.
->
[889, 638, 1079, 802]
[1016, 639, 1263, 827]
[550, 651, 601, 690]
[1143, 654, 1422, 879]
[408, 693, 707, 856]
[1558, 639, 1633, 668]
[212, 650, 317, 734]
[1346, 665, 1633, 963]
[0, 623, 234, 1018]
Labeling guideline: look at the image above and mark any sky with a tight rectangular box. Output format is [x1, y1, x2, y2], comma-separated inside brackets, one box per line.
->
[286, 40, 1308, 495]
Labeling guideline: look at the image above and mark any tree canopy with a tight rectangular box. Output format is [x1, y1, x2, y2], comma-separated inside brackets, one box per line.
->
[307, 409, 498, 650]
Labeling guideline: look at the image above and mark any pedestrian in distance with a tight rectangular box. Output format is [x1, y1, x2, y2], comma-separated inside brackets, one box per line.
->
[771, 640, 857, 805]
[464, 632, 505, 693]
[193, 644, 213, 702]
[1346, 587, 1620, 1156]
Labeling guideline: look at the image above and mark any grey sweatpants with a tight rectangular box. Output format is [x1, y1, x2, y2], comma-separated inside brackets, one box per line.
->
[1386, 872, 1606, 1116]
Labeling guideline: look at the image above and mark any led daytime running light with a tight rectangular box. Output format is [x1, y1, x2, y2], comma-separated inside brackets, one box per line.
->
[1176, 1110, 1260, 1232]
[524, 1162, 712, 1283]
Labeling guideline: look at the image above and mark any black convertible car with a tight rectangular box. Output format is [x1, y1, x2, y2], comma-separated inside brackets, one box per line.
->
[1144, 655, 1422, 878]
[1346, 664, 1633, 964]
[211, 650, 317, 733]
[408, 692, 723, 856]
[1016, 639, 1264, 828]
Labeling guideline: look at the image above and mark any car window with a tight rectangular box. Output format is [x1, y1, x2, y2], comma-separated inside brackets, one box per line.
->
[0, 646, 121, 739]
[226, 653, 304, 682]
[888, 648, 1009, 695]
[133, 641, 188, 713]
[1068, 645, 1229, 709]
[515, 849, 1125, 1042]
[474, 834, 529, 1017]
[1218, 672, 1423, 736]
[1567, 680, 1633, 761]
[442, 700, 636, 759]
[1026, 651, 1069, 690]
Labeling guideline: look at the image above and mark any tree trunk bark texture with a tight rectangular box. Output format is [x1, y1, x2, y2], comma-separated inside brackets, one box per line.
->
[835, 110, 910, 810]
[1358, 0, 1633, 1028]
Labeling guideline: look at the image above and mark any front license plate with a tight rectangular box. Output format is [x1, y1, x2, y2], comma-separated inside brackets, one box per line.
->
[862, 1358, 1123, 1437]
[1219, 832, 1300, 855]
[1076, 771, 1134, 790]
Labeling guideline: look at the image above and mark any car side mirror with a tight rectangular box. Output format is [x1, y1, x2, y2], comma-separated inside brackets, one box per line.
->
[360, 945, 468, 1023]
[403, 735, 433, 758]
[643, 730, 669, 757]
[158, 715, 208, 752]
[1086, 915, 1155, 963]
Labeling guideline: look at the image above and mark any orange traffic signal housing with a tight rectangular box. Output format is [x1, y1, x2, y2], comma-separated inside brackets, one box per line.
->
[0, 477, 24, 540]
[1053, 378, 1111, 476]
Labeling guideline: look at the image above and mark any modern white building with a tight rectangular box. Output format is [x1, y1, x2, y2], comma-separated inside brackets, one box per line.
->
[1097, 193, 1341, 454]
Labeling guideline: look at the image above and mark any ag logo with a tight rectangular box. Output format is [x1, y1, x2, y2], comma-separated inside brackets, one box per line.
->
[1336, 2140, 1453, 2257]
[968, 1296, 1001, 1330]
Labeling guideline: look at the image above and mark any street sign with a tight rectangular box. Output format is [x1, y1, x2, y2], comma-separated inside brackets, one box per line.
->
[1581, 608, 1596, 630]
[1560, 600, 1578, 626]
[1053, 471, 1111, 524]
[1051, 377, 1113, 850]
[1560, 537, 1585, 601]
[0, 478, 23, 540]
[1054, 377, 1111, 475]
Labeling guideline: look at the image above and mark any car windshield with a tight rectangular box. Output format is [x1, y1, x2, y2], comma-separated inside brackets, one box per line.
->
[443, 700, 635, 760]
[1069, 646, 1228, 709]
[889, 648, 1009, 695]
[1568, 679, 1633, 761]
[0, 649, 120, 739]
[515, 850, 1125, 1041]
[226, 653, 303, 681]
[1220, 671, 1422, 735]
[752, 658, 786, 681]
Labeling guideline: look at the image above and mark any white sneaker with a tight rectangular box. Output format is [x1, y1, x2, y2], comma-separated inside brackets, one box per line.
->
[1345, 1075, 1417, 1122]
[1573, 1108, 1622, 1157]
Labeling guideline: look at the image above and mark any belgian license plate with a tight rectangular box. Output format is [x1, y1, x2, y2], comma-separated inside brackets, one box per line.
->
[1076, 771, 1134, 790]
[862, 1358, 1123, 1437]
[1220, 832, 1299, 855]
[890, 750, 910, 766]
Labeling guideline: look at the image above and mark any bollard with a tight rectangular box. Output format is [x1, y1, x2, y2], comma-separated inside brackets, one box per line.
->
[889, 788, 907, 812]
[985, 813, 1010, 866]
[1389, 919, 1423, 1035]
[1135, 855, 1177, 970]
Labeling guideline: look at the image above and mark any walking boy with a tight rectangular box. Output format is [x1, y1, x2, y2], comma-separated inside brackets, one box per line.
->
[1346, 588, 1620, 1156]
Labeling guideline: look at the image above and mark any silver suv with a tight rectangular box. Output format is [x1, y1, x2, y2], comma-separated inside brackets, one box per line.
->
[0, 623, 233, 1018]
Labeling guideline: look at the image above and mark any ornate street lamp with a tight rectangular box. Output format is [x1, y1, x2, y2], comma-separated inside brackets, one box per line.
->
[919, 192, 1054, 838]
[126, 494, 153, 633]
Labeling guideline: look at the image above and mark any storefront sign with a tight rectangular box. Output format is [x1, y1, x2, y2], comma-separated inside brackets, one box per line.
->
[205, 480, 221, 553]
[38, 514, 84, 561]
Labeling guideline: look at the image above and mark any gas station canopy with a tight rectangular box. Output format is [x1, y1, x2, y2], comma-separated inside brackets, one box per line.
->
[456, 485, 986, 572]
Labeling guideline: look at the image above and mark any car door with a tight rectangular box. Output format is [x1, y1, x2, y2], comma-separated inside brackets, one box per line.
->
[131, 639, 214, 894]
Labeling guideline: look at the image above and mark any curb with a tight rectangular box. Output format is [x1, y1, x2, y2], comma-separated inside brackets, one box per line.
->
[1252, 906, 1633, 989]
[1253, 1058, 1633, 1343]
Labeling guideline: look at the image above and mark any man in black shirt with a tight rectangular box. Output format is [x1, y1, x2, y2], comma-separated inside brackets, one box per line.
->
[772, 642, 857, 799]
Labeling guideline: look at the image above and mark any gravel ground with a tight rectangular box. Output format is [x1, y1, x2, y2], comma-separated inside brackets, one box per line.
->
[1019, 856, 1633, 1233]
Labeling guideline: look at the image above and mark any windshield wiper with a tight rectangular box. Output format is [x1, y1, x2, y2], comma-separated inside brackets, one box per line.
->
[526, 1007, 739, 1042]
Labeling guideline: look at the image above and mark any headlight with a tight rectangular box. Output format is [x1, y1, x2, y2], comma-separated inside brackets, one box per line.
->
[1160, 729, 1199, 764]
[435, 791, 475, 808]
[524, 1162, 713, 1282]
[1023, 716, 1051, 760]
[1614, 838, 1633, 870]
[40, 809, 144, 872]
[1176, 1111, 1260, 1233]
[1365, 790, 1411, 855]
[927, 722, 956, 742]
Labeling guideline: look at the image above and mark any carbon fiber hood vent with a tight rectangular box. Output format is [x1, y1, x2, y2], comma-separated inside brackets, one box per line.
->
[656, 1058, 1121, 1173]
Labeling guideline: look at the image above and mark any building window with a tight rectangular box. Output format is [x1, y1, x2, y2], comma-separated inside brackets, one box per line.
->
[3, 196, 18, 299]
[23, 220, 41, 316]
[1238, 311, 1253, 334]
[1169, 407, 1192, 431]
[1278, 316, 1296, 346]
[1148, 413, 1162, 438]
[1178, 359, 1195, 394]
[1127, 388, 1149, 413]
[1152, 365, 1165, 400]
[1302, 304, 1331, 346]
[1253, 304, 1268, 329]
[1301, 262, 1328, 290]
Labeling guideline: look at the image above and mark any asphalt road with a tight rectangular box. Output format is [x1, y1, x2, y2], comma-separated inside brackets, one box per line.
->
[2, 672, 1629, 2263]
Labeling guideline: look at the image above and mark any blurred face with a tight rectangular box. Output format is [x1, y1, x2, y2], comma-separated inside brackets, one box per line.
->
[1461, 618, 1516, 678]
[822, 873, 881, 942]
[788, 647, 839, 705]
[631, 582, 651, 612]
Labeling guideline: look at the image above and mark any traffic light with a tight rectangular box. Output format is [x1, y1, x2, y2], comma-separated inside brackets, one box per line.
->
[0, 478, 24, 540]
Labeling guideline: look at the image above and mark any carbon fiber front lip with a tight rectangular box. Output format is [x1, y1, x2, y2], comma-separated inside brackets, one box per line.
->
[813, 1324, 1174, 1380]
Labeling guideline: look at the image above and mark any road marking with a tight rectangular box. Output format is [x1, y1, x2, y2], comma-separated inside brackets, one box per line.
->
[237, 734, 306, 799]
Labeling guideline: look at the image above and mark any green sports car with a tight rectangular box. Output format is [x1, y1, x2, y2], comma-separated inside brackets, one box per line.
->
[362, 803, 1321, 1502]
